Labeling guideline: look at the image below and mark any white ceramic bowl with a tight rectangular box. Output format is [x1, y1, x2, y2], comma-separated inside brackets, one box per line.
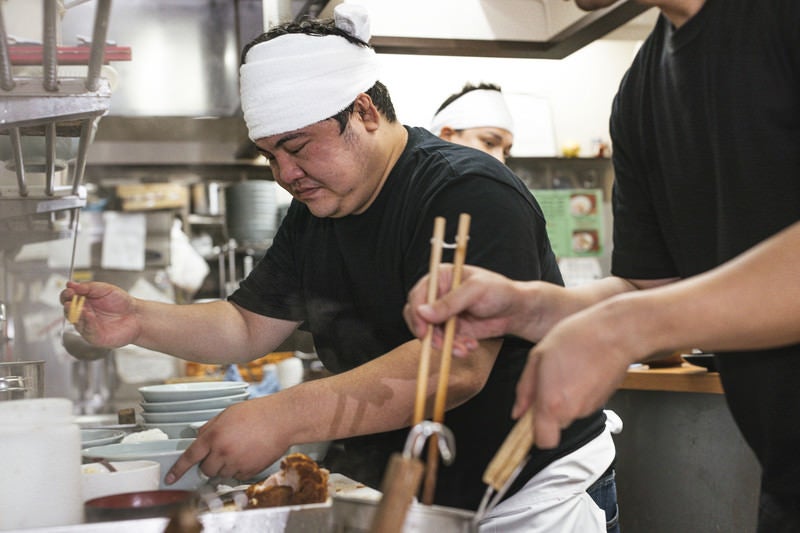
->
[80, 429, 126, 448]
[82, 439, 205, 491]
[138, 382, 248, 402]
[81, 460, 161, 502]
[140, 407, 224, 424]
[140, 391, 249, 413]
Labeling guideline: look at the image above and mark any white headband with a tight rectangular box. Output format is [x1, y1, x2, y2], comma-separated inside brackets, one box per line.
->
[429, 89, 514, 137]
[240, 4, 379, 140]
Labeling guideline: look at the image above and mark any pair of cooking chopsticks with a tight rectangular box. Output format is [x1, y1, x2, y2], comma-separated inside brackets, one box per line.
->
[413, 213, 471, 505]
[370, 215, 471, 533]
[475, 406, 536, 521]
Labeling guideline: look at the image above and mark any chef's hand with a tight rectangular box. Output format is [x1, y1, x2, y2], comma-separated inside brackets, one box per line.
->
[59, 281, 140, 348]
[404, 264, 554, 356]
[166, 398, 290, 484]
[512, 299, 642, 449]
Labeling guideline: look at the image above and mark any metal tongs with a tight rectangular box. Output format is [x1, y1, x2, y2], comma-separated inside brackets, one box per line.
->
[370, 421, 456, 533]
[473, 407, 535, 525]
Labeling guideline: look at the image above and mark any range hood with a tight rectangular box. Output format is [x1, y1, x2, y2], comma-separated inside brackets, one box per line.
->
[318, 0, 651, 59]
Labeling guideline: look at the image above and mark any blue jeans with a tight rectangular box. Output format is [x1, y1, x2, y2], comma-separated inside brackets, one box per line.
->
[587, 467, 620, 533]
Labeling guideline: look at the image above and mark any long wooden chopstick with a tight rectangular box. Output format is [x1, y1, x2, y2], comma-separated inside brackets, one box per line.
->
[413, 217, 447, 425]
[421, 213, 471, 505]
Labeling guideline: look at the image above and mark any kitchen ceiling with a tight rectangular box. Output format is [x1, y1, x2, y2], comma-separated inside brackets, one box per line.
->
[318, 0, 652, 59]
[81, 0, 657, 164]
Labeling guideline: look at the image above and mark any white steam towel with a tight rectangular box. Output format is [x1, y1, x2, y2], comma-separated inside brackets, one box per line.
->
[430, 88, 514, 136]
[239, 4, 379, 140]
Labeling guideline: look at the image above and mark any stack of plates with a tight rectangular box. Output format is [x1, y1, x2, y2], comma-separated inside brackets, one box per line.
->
[138, 382, 249, 438]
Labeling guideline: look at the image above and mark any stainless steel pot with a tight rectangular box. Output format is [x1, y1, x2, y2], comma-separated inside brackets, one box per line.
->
[330, 495, 477, 533]
[0, 360, 44, 400]
[191, 182, 226, 216]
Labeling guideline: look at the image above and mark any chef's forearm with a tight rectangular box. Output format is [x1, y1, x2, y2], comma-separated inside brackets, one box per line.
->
[277, 338, 499, 444]
[132, 299, 293, 364]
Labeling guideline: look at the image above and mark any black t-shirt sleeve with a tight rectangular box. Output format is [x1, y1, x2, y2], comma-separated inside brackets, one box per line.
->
[228, 203, 307, 322]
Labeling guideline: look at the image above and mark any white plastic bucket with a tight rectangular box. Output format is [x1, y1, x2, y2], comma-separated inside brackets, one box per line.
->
[0, 398, 83, 529]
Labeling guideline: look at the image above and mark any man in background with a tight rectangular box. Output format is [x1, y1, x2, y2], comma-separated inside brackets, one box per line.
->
[430, 82, 514, 164]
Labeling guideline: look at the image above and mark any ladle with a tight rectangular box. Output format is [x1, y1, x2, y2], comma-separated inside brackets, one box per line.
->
[62, 324, 111, 361]
[60, 207, 111, 362]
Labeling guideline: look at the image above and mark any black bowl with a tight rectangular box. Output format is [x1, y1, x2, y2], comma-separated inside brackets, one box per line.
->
[85, 490, 196, 522]
[682, 353, 717, 372]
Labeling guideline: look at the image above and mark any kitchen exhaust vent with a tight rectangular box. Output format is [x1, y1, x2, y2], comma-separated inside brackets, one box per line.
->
[59, 0, 263, 117]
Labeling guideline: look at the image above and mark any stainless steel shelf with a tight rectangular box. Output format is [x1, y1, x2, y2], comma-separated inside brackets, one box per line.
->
[0, 192, 85, 219]
[0, 0, 112, 223]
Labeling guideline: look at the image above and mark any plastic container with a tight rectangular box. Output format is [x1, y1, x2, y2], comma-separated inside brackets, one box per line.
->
[0, 398, 83, 530]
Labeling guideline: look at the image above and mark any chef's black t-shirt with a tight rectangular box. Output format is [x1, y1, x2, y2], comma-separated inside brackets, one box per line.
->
[230, 126, 606, 510]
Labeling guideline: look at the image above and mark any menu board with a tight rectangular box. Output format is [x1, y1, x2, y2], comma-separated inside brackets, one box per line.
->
[531, 188, 604, 259]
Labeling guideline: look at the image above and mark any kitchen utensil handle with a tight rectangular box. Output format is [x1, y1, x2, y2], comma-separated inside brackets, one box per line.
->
[482, 407, 535, 490]
[370, 454, 424, 533]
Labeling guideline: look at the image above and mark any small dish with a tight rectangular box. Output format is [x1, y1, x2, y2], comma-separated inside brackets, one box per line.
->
[140, 391, 249, 412]
[82, 439, 205, 491]
[140, 407, 224, 424]
[138, 381, 248, 402]
[84, 489, 196, 522]
[81, 460, 161, 502]
[81, 428, 126, 448]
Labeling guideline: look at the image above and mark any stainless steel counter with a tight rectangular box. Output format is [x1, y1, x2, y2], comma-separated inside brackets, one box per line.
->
[4, 504, 331, 533]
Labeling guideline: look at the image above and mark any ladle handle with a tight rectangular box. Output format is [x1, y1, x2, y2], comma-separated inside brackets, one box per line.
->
[370, 454, 424, 533]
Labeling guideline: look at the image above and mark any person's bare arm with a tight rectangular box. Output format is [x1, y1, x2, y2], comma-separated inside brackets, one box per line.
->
[167, 336, 501, 482]
[403, 265, 660, 354]
[514, 221, 800, 449]
[62, 281, 299, 364]
[132, 299, 298, 364]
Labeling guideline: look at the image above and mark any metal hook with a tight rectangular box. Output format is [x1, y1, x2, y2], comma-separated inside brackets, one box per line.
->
[402, 420, 456, 465]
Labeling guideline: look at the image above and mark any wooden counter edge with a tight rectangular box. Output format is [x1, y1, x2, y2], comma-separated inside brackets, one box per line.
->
[621, 363, 723, 394]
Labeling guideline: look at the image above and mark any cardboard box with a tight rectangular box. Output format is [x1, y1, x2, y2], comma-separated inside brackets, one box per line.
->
[116, 183, 188, 211]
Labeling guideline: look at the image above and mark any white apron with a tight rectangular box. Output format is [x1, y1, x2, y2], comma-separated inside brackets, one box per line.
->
[477, 411, 622, 533]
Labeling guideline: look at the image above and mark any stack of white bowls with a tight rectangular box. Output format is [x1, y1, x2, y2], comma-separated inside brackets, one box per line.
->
[138, 381, 249, 438]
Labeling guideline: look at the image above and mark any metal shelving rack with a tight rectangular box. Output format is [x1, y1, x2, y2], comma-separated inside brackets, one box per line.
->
[0, 0, 112, 246]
